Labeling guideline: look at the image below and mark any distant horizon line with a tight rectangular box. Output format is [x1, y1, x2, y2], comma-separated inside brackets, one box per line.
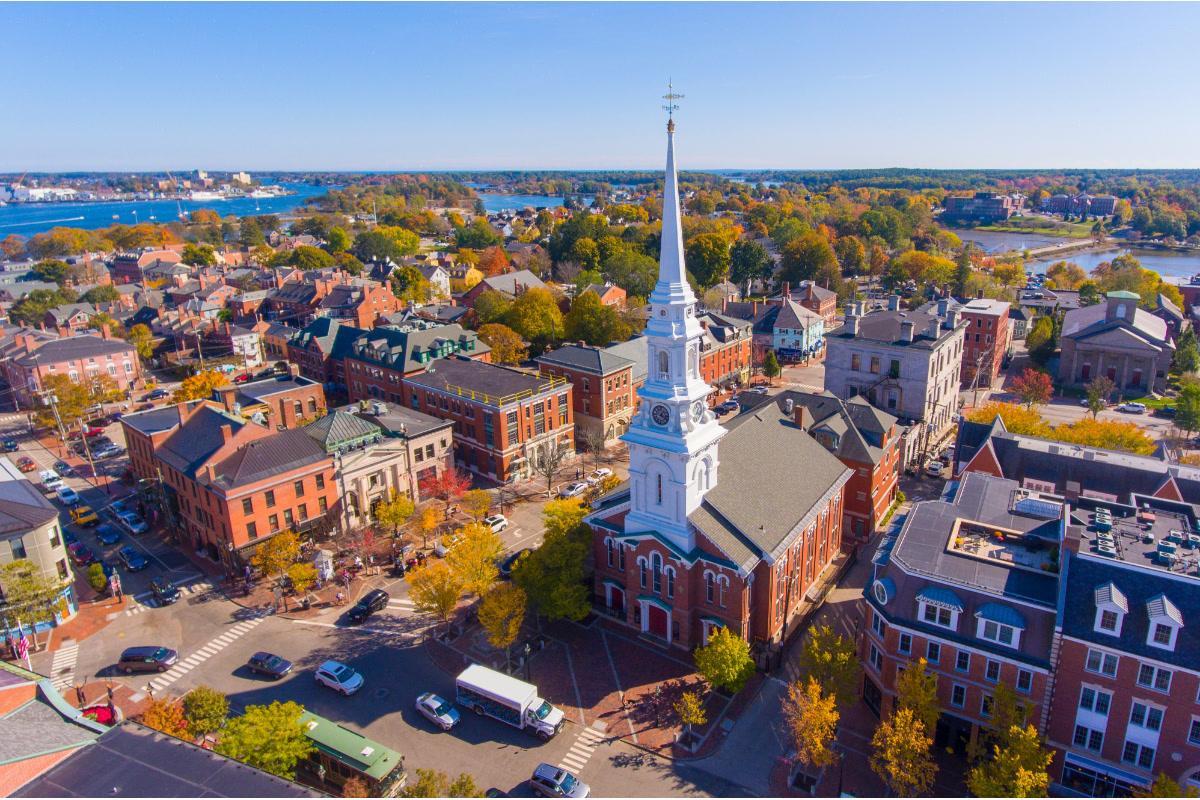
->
[5, 166, 1200, 176]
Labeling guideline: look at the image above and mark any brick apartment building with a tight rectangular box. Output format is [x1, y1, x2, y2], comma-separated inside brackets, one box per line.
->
[400, 356, 573, 482]
[861, 472, 1060, 754]
[345, 323, 489, 405]
[121, 402, 337, 566]
[287, 318, 366, 393]
[942, 192, 1023, 223]
[316, 280, 402, 328]
[536, 343, 636, 448]
[0, 328, 144, 409]
[212, 372, 327, 430]
[779, 390, 901, 544]
[958, 297, 1012, 389]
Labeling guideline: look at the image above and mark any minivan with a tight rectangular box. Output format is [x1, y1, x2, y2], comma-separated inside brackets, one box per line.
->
[117, 646, 178, 674]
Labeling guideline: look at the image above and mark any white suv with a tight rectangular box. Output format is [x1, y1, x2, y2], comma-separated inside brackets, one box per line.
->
[483, 514, 509, 533]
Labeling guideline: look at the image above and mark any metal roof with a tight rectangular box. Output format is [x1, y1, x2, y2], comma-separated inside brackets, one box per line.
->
[975, 602, 1027, 629]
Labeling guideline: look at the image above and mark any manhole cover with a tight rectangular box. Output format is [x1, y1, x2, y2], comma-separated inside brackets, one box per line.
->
[720, 718, 735, 732]
[372, 688, 390, 700]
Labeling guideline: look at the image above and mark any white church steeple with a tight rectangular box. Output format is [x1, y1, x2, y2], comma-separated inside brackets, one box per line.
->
[622, 88, 725, 553]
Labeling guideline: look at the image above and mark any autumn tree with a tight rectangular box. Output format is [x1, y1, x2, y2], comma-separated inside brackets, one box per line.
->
[461, 489, 492, 521]
[374, 490, 415, 539]
[512, 499, 590, 622]
[992, 261, 1026, 292]
[870, 707, 936, 796]
[215, 701, 314, 780]
[141, 697, 189, 739]
[173, 369, 229, 402]
[183, 685, 229, 738]
[1046, 260, 1087, 290]
[286, 562, 317, 603]
[1085, 375, 1115, 419]
[504, 287, 564, 350]
[341, 776, 370, 798]
[1010, 368, 1054, 409]
[966, 401, 1052, 437]
[1139, 774, 1200, 798]
[783, 677, 839, 769]
[472, 290, 513, 326]
[797, 625, 861, 709]
[428, 467, 471, 518]
[693, 627, 755, 694]
[967, 723, 1052, 798]
[0, 559, 66, 629]
[478, 582, 526, 668]
[1054, 418, 1155, 455]
[402, 768, 482, 798]
[895, 657, 940, 733]
[445, 522, 503, 596]
[780, 231, 839, 287]
[415, 505, 441, 548]
[686, 232, 733, 289]
[407, 560, 464, 633]
[674, 690, 708, 748]
[564, 290, 631, 346]
[250, 530, 300, 587]
[476, 323, 527, 365]
[478, 246, 510, 276]
[127, 323, 155, 359]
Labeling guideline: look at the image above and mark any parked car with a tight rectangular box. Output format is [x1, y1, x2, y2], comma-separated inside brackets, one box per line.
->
[1118, 402, 1147, 414]
[314, 660, 364, 695]
[1, 439, 17, 452]
[925, 460, 944, 479]
[247, 651, 293, 680]
[110, 498, 131, 515]
[748, 386, 769, 395]
[93, 444, 124, 460]
[145, 389, 170, 401]
[233, 373, 251, 384]
[483, 514, 509, 533]
[118, 545, 149, 572]
[39, 470, 64, 492]
[70, 505, 99, 527]
[716, 400, 740, 415]
[529, 764, 590, 798]
[95, 523, 122, 546]
[348, 589, 389, 624]
[415, 692, 460, 731]
[586, 468, 613, 486]
[64, 528, 79, 546]
[559, 482, 588, 498]
[68, 542, 97, 567]
[433, 533, 462, 558]
[16, 456, 36, 473]
[117, 646, 178, 674]
[1157, 405, 1177, 418]
[150, 576, 180, 605]
[53, 460, 74, 477]
[55, 486, 80, 506]
[498, 548, 530, 579]
[116, 511, 148, 534]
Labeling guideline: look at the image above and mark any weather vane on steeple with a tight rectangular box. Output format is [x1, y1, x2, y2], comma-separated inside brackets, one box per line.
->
[662, 80, 683, 131]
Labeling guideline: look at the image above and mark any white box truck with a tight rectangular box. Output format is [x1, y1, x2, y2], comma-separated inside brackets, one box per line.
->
[455, 664, 564, 740]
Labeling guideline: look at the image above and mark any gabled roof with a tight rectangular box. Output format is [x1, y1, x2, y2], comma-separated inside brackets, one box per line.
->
[157, 406, 249, 479]
[475, 269, 547, 296]
[1146, 594, 1183, 626]
[302, 410, 383, 453]
[212, 428, 329, 489]
[1094, 581, 1128, 613]
[291, 317, 365, 359]
[12, 334, 136, 367]
[0, 479, 58, 534]
[536, 343, 634, 376]
[349, 323, 487, 374]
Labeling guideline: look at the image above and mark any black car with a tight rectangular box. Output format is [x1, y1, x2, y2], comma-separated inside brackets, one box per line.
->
[498, 548, 530, 579]
[95, 523, 121, 546]
[347, 588, 389, 624]
[2, 439, 16, 452]
[117, 646, 178, 674]
[146, 389, 170, 401]
[247, 651, 293, 680]
[150, 576, 181, 605]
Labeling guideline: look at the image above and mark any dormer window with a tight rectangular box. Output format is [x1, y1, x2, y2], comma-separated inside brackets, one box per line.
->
[916, 587, 962, 631]
[1145, 594, 1182, 651]
[1093, 582, 1127, 637]
[976, 603, 1025, 649]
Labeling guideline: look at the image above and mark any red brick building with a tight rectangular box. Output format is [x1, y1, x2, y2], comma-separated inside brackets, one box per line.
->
[790, 280, 838, 327]
[784, 391, 901, 544]
[345, 323, 489, 405]
[958, 297, 1012, 389]
[401, 357, 573, 482]
[0, 328, 144, 410]
[536, 344, 636, 447]
[316, 280, 402, 329]
[212, 372, 327, 430]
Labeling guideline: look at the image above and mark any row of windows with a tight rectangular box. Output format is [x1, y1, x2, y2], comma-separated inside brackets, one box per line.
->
[240, 474, 327, 514]
[1084, 647, 1175, 694]
[245, 496, 328, 540]
[894, 629, 1032, 692]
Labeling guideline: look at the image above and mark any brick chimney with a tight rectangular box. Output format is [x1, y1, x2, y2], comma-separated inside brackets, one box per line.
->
[219, 423, 234, 444]
[793, 402, 808, 430]
[98, 323, 112, 340]
[783, 282, 791, 299]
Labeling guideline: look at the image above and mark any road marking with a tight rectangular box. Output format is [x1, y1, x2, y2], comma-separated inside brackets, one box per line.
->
[288, 619, 415, 638]
[50, 641, 79, 691]
[557, 725, 605, 774]
[144, 613, 268, 694]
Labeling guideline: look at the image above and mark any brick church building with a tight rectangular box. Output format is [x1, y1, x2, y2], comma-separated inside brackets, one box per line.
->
[585, 113, 851, 651]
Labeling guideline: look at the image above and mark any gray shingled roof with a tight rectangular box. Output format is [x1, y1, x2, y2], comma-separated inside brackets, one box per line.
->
[537, 343, 635, 376]
[404, 357, 558, 406]
[118, 405, 184, 437]
[0, 479, 59, 534]
[0, 691, 100, 767]
[157, 406, 249, 479]
[477, 269, 547, 296]
[213, 429, 329, 489]
[601, 336, 649, 383]
[350, 323, 488, 374]
[13, 335, 136, 367]
[302, 410, 383, 452]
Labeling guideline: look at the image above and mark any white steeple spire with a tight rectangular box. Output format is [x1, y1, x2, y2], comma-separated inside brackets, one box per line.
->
[621, 87, 725, 552]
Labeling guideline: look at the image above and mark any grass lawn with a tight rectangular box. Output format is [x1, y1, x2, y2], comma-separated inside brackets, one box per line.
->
[977, 221, 1094, 239]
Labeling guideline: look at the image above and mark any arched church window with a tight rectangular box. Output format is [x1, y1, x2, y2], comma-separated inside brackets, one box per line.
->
[666, 567, 676, 598]
[652, 553, 663, 593]
[705, 572, 715, 603]
[605, 538, 615, 568]
[657, 350, 670, 379]
[656, 474, 663, 505]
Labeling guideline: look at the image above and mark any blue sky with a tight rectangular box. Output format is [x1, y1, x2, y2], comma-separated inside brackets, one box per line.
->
[2, 2, 1198, 171]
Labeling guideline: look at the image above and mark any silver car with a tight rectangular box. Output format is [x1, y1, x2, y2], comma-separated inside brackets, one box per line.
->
[415, 692, 460, 731]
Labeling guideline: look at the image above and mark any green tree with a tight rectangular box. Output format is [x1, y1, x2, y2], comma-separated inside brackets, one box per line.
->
[1025, 316, 1058, 365]
[455, 218, 502, 250]
[870, 707, 936, 796]
[1085, 375, 1115, 419]
[389, 264, 430, 304]
[780, 231, 839, 287]
[182, 244, 217, 266]
[783, 677, 839, 769]
[1177, 380, 1200, 436]
[86, 562, 107, 593]
[478, 582, 526, 668]
[290, 245, 336, 271]
[512, 500, 590, 622]
[504, 287, 564, 350]
[967, 723, 1052, 798]
[603, 249, 658, 298]
[1139, 774, 1200, 798]
[81, 284, 120, 304]
[10, 288, 72, 327]
[476, 323, 527, 365]
[954, 249, 973, 295]
[374, 490, 415, 538]
[762, 350, 781, 385]
[674, 690, 708, 747]
[797, 625, 861, 709]
[29, 259, 71, 285]
[563, 290, 631, 346]
[239, 219, 266, 248]
[835, 234, 867, 275]
[895, 657, 940, 733]
[250, 530, 300, 587]
[0, 560, 65, 626]
[1173, 327, 1200, 375]
[686, 232, 733, 289]
[325, 226, 351, 253]
[472, 290, 513, 326]
[693, 626, 755, 694]
[183, 685, 229, 738]
[215, 701, 314, 780]
[730, 239, 773, 289]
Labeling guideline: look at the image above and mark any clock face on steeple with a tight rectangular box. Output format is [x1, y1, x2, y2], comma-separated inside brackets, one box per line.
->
[651, 404, 670, 426]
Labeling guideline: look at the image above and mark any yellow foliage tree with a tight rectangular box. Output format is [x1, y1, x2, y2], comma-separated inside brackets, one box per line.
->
[141, 696, 189, 739]
[407, 560, 464, 633]
[783, 677, 839, 769]
[251, 530, 300, 587]
[966, 402, 1052, 437]
[477, 582, 526, 665]
[173, 369, 230, 402]
[1054, 417, 1155, 455]
[461, 489, 492, 521]
[870, 707, 937, 796]
[445, 523, 503, 596]
[895, 657, 940, 733]
[966, 723, 1053, 798]
[415, 505, 441, 548]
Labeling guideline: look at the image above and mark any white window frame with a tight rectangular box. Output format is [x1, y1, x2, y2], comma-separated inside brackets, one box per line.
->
[1085, 647, 1120, 678]
[1147, 620, 1179, 652]
[1136, 663, 1173, 694]
[950, 683, 966, 708]
[976, 617, 1022, 649]
[1094, 606, 1124, 637]
[918, 600, 958, 630]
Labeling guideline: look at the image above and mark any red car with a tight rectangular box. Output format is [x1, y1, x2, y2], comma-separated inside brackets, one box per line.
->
[81, 425, 104, 437]
[16, 457, 36, 472]
[233, 373, 251, 384]
[67, 542, 97, 567]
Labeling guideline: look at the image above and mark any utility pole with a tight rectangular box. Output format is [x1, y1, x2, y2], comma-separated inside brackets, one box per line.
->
[194, 331, 206, 370]
[76, 418, 107, 496]
[39, 389, 69, 458]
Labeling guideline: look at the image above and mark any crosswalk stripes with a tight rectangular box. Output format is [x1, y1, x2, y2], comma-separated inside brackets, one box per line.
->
[50, 641, 79, 691]
[388, 598, 417, 612]
[146, 612, 268, 694]
[124, 578, 213, 617]
[557, 724, 605, 775]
